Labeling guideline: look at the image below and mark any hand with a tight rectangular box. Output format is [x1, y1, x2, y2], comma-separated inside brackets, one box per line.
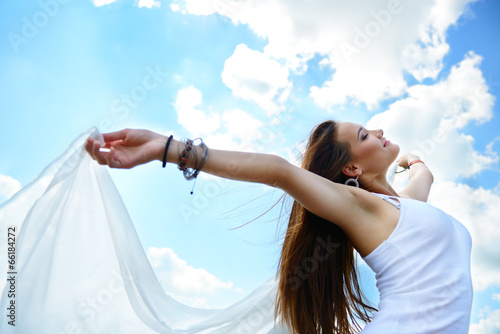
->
[397, 153, 421, 169]
[85, 129, 167, 169]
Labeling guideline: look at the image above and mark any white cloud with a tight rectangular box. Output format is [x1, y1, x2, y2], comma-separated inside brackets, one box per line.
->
[429, 0, 477, 33]
[173, 86, 281, 153]
[470, 309, 500, 334]
[137, 0, 161, 9]
[91, 0, 116, 7]
[401, 29, 450, 81]
[198, 108, 272, 153]
[170, 3, 180, 12]
[221, 44, 290, 115]
[222, 108, 264, 145]
[182, 0, 476, 109]
[183, 0, 218, 15]
[400, 0, 477, 80]
[147, 246, 233, 297]
[367, 52, 496, 181]
[0, 175, 22, 199]
[486, 137, 500, 160]
[493, 293, 500, 302]
[202, 132, 241, 152]
[174, 86, 221, 136]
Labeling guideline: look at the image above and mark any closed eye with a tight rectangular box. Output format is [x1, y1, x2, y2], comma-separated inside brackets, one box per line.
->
[362, 133, 368, 141]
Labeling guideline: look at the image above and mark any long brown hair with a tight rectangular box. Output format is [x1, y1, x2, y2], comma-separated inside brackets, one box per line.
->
[275, 120, 376, 333]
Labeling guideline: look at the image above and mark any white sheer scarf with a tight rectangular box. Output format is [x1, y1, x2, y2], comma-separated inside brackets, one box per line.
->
[0, 128, 288, 334]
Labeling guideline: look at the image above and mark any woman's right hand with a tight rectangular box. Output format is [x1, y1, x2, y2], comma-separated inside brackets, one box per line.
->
[85, 129, 168, 169]
[396, 153, 421, 169]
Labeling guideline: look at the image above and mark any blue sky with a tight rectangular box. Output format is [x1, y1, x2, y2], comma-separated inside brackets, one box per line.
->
[1, 0, 500, 331]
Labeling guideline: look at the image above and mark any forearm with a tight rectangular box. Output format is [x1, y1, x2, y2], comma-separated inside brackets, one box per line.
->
[159, 138, 287, 187]
[405, 163, 434, 201]
[408, 163, 433, 184]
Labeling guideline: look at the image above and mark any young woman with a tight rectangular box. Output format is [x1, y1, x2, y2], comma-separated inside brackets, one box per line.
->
[86, 120, 473, 334]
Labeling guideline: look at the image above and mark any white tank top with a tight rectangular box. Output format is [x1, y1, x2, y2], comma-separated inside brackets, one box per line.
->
[361, 193, 473, 334]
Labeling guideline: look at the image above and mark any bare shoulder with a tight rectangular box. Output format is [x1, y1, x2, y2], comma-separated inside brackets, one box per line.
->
[342, 187, 402, 257]
[345, 187, 398, 220]
[277, 163, 401, 256]
[347, 187, 388, 211]
[331, 186, 398, 229]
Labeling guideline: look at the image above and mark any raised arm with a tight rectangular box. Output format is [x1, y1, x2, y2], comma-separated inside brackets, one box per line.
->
[397, 153, 434, 202]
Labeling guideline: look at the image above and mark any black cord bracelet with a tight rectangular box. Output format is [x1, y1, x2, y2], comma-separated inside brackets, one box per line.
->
[162, 135, 174, 168]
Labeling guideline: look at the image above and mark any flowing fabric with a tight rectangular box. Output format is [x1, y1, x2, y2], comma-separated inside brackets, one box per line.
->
[0, 128, 288, 334]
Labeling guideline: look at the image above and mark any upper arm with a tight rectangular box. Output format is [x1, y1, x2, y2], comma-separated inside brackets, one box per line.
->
[275, 161, 380, 229]
[201, 150, 380, 230]
[399, 165, 434, 202]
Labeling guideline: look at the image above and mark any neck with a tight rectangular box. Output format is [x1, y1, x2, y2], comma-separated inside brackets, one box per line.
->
[360, 173, 399, 197]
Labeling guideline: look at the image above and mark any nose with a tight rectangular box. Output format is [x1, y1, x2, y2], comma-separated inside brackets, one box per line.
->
[376, 129, 384, 138]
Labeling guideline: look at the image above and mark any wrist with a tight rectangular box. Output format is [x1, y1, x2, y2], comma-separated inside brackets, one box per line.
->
[156, 137, 184, 164]
[408, 159, 425, 168]
[155, 135, 172, 162]
[166, 139, 182, 164]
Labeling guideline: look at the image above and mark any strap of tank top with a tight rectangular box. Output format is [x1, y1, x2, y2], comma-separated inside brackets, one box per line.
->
[371, 192, 401, 209]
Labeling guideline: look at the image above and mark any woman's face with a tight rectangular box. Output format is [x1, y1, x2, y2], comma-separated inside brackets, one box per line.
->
[336, 122, 400, 177]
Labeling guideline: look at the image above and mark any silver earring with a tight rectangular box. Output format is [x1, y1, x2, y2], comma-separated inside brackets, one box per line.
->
[344, 176, 359, 188]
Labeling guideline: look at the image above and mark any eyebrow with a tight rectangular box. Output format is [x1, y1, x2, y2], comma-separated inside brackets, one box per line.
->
[358, 127, 363, 140]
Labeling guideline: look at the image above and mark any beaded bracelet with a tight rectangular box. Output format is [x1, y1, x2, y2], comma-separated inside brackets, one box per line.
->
[177, 138, 209, 180]
[178, 138, 194, 175]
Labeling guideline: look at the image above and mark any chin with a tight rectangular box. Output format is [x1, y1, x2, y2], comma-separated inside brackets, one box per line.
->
[392, 142, 400, 154]
[390, 143, 400, 161]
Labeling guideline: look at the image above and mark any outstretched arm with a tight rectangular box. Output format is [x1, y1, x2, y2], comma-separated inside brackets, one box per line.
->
[397, 153, 434, 202]
[85, 129, 382, 233]
[85, 128, 286, 186]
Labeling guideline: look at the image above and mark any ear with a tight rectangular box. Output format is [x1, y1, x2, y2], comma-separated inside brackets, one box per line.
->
[342, 164, 361, 178]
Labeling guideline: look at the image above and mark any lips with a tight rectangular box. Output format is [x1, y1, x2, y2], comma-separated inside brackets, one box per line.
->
[384, 140, 390, 147]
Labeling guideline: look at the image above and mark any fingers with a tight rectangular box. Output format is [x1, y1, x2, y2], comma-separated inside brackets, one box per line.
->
[102, 129, 129, 143]
[396, 154, 407, 168]
[86, 137, 126, 168]
[396, 153, 422, 168]
[85, 137, 94, 158]
[86, 130, 128, 157]
[85, 137, 109, 165]
[85, 137, 99, 160]
[106, 147, 123, 168]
